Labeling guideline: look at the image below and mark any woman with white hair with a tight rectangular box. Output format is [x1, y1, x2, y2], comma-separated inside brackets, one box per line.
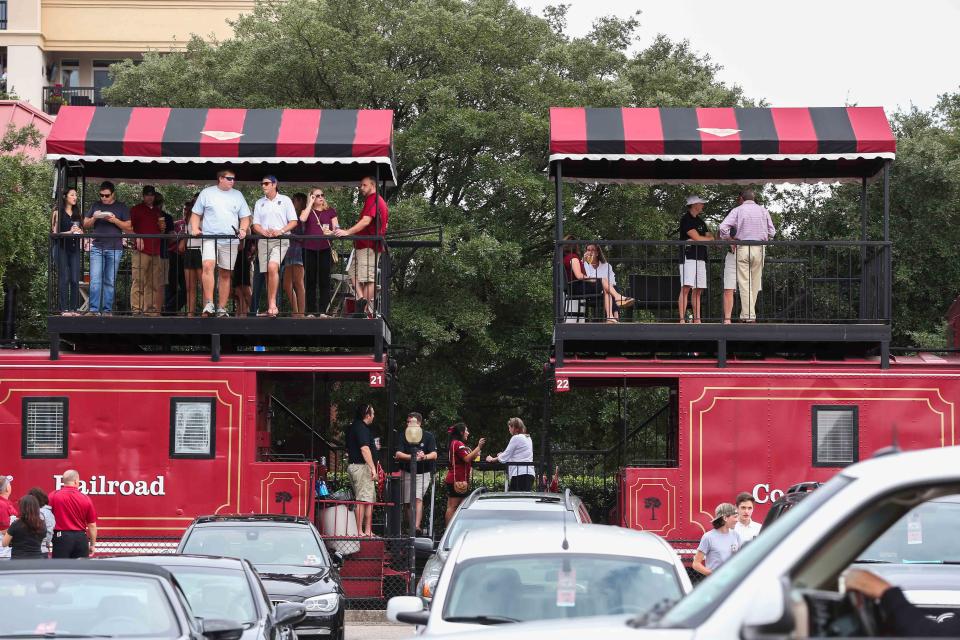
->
[486, 418, 535, 491]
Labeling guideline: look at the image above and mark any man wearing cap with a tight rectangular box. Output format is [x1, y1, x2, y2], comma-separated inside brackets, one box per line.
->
[719, 189, 775, 322]
[49, 469, 97, 558]
[678, 195, 712, 323]
[693, 503, 742, 576]
[130, 185, 165, 316]
[191, 169, 252, 317]
[252, 175, 298, 317]
[0, 476, 17, 560]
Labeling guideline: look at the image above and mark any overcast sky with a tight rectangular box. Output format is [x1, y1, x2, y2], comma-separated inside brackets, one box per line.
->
[517, 0, 960, 114]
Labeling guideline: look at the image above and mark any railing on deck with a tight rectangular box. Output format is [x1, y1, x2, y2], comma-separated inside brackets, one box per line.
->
[48, 232, 389, 320]
[42, 86, 105, 115]
[555, 239, 891, 325]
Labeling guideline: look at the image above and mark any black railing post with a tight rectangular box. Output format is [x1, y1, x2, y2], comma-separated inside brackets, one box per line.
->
[882, 162, 892, 322]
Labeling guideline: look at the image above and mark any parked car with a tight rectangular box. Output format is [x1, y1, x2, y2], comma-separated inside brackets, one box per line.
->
[0, 558, 244, 639]
[759, 481, 820, 531]
[418, 445, 960, 639]
[103, 554, 305, 640]
[177, 514, 346, 640]
[416, 490, 592, 603]
[390, 522, 692, 635]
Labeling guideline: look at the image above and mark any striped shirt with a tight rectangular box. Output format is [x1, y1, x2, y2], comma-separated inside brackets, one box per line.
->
[719, 200, 775, 241]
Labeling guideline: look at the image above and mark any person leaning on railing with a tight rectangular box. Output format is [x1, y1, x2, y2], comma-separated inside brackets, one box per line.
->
[51, 187, 83, 316]
[718, 189, 776, 323]
[678, 195, 712, 324]
[82, 181, 132, 316]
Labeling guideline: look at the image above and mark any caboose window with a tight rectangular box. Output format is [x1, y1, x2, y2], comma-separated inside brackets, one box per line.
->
[170, 398, 215, 459]
[812, 406, 858, 467]
[22, 397, 68, 458]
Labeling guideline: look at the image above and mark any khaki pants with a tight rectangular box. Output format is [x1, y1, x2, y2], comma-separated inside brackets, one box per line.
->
[131, 251, 164, 314]
[736, 245, 764, 321]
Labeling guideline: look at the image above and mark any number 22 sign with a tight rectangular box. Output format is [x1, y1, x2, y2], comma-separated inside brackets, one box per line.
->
[555, 377, 570, 392]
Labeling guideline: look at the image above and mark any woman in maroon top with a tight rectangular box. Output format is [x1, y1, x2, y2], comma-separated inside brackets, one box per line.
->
[300, 188, 339, 317]
[562, 236, 632, 322]
[444, 423, 486, 523]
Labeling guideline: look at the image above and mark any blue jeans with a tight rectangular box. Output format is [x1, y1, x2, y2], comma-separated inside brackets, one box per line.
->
[55, 245, 81, 311]
[88, 245, 122, 313]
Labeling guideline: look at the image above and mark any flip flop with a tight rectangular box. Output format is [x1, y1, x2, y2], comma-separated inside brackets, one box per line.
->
[267, 308, 279, 318]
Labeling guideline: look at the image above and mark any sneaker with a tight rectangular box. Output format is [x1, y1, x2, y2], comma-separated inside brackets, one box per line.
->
[216, 307, 230, 318]
[201, 302, 215, 318]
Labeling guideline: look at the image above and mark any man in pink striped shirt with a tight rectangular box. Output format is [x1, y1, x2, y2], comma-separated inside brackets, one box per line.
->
[719, 189, 776, 321]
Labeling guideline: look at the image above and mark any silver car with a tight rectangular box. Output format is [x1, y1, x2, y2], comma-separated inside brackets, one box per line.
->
[415, 490, 592, 603]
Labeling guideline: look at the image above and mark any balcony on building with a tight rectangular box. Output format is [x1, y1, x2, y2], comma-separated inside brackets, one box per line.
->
[44, 105, 413, 361]
[549, 106, 896, 368]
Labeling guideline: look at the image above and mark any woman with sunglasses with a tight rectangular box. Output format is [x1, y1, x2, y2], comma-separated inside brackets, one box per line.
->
[300, 188, 339, 317]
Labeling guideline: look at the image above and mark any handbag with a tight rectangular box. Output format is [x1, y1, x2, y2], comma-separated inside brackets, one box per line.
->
[376, 462, 386, 497]
[451, 442, 470, 494]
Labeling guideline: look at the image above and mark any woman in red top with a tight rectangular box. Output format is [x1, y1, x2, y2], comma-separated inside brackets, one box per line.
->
[444, 422, 485, 523]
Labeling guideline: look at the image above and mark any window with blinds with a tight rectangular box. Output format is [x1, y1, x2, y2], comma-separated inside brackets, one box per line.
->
[22, 398, 68, 458]
[170, 398, 215, 458]
[812, 406, 859, 467]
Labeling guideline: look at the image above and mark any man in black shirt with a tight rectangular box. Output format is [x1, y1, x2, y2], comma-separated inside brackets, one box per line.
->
[678, 195, 713, 323]
[394, 412, 437, 534]
[346, 404, 378, 537]
[845, 568, 959, 637]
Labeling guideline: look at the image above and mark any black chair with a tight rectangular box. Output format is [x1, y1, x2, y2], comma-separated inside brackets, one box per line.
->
[563, 273, 605, 323]
[629, 273, 681, 321]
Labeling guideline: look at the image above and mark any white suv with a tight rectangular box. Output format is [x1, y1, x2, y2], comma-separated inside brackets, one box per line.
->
[418, 445, 960, 639]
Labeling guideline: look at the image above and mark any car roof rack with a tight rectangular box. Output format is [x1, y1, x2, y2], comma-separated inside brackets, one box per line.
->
[192, 514, 310, 525]
[461, 487, 489, 509]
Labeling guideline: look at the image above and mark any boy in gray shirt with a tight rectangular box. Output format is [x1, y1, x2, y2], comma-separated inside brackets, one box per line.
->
[693, 502, 742, 576]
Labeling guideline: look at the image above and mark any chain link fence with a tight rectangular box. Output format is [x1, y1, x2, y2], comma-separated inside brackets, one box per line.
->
[96, 537, 180, 555]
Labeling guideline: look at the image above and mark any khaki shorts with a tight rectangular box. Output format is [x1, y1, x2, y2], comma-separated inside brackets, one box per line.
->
[201, 239, 239, 271]
[349, 248, 377, 284]
[348, 463, 376, 503]
[401, 472, 431, 503]
[725, 251, 761, 291]
[258, 238, 289, 273]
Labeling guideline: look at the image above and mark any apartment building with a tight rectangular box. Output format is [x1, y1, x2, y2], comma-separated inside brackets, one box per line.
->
[0, 0, 256, 113]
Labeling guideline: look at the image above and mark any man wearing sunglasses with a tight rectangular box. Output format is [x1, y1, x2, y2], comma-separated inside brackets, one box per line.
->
[251, 175, 298, 317]
[190, 169, 251, 317]
[82, 181, 131, 316]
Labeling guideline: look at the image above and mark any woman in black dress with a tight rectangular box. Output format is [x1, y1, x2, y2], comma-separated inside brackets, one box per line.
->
[2, 495, 47, 559]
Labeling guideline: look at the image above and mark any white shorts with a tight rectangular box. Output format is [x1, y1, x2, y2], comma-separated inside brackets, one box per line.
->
[201, 239, 239, 271]
[401, 471, 431, 503]
[679, 258, 707, 288]
[725, 250, 761, 291]
[258, 238, 289, 272]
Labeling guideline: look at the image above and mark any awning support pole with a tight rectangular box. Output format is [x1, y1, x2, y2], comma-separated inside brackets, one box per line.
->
[882, 162, 892, 323]
[554, 161, 564, 366]
[859, 177, 868, 320]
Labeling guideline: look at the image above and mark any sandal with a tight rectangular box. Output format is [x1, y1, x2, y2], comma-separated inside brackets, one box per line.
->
[619, 297, 635, 309]
[267, 307, 279, 318]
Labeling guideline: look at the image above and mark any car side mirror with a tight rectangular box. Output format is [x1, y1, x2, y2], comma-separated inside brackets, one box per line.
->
[741, 576, 794, 639]
[387, 596, 429, 625]
[201, 618, 245, 640]
[274, 602, 307, 626]
[332, 551, 344, 568]
[414, 537, 436, 556]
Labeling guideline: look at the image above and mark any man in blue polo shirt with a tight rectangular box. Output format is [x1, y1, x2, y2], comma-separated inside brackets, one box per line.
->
[82, 181, 131, 316]
[190, 169, 251, 317]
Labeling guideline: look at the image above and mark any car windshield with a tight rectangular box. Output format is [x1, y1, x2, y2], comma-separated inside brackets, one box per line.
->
[168, 566, 258, 627]
[657, 474, 852, 629]
[0, 572, 179, 638]
[442, 554, 683, 623]
[857, 495, 960, 563]
[181, 526, 327, 568]
[443, 509, 564, 551]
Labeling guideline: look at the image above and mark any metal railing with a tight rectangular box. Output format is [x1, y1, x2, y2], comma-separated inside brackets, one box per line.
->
[42, 86, 105, 114]
[48, 232, 390, 320]
[556, 239, 891, 325]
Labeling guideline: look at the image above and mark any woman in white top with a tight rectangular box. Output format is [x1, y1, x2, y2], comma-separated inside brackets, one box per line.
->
[486, 417, 535, 491]
[584, 244, 629, 320]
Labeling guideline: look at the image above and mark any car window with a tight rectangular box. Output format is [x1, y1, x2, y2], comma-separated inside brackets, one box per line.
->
[168, 566, 259, 626]
[857, 496, 960, 563]
[182, 526, 328, 567]
[0, 572, 180, 637]
[442, 554, 683, 622]
[443, 509, 567, 551]
[658, 474, 852, 629]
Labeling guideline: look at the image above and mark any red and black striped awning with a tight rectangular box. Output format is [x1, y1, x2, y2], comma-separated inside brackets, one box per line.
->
[550, 107, 895, 184]
[46, 106, 396, 184]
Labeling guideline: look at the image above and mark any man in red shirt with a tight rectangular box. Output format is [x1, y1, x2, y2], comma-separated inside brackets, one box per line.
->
[0, 475, 17, 560]
[335, 176, 388, 316]
[129, 185, 165, 316]
[49, 469, 97, 558]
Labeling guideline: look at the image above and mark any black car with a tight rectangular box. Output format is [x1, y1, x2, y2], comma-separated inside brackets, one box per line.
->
[177, 514, 346, 640]
[103, 554, 305, 640]
[0, 559, 244, 640]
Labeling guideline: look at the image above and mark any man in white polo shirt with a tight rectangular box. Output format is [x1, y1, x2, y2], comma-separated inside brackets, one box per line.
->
[252, 175, 298, 317]
[190, 169, 251, 317]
